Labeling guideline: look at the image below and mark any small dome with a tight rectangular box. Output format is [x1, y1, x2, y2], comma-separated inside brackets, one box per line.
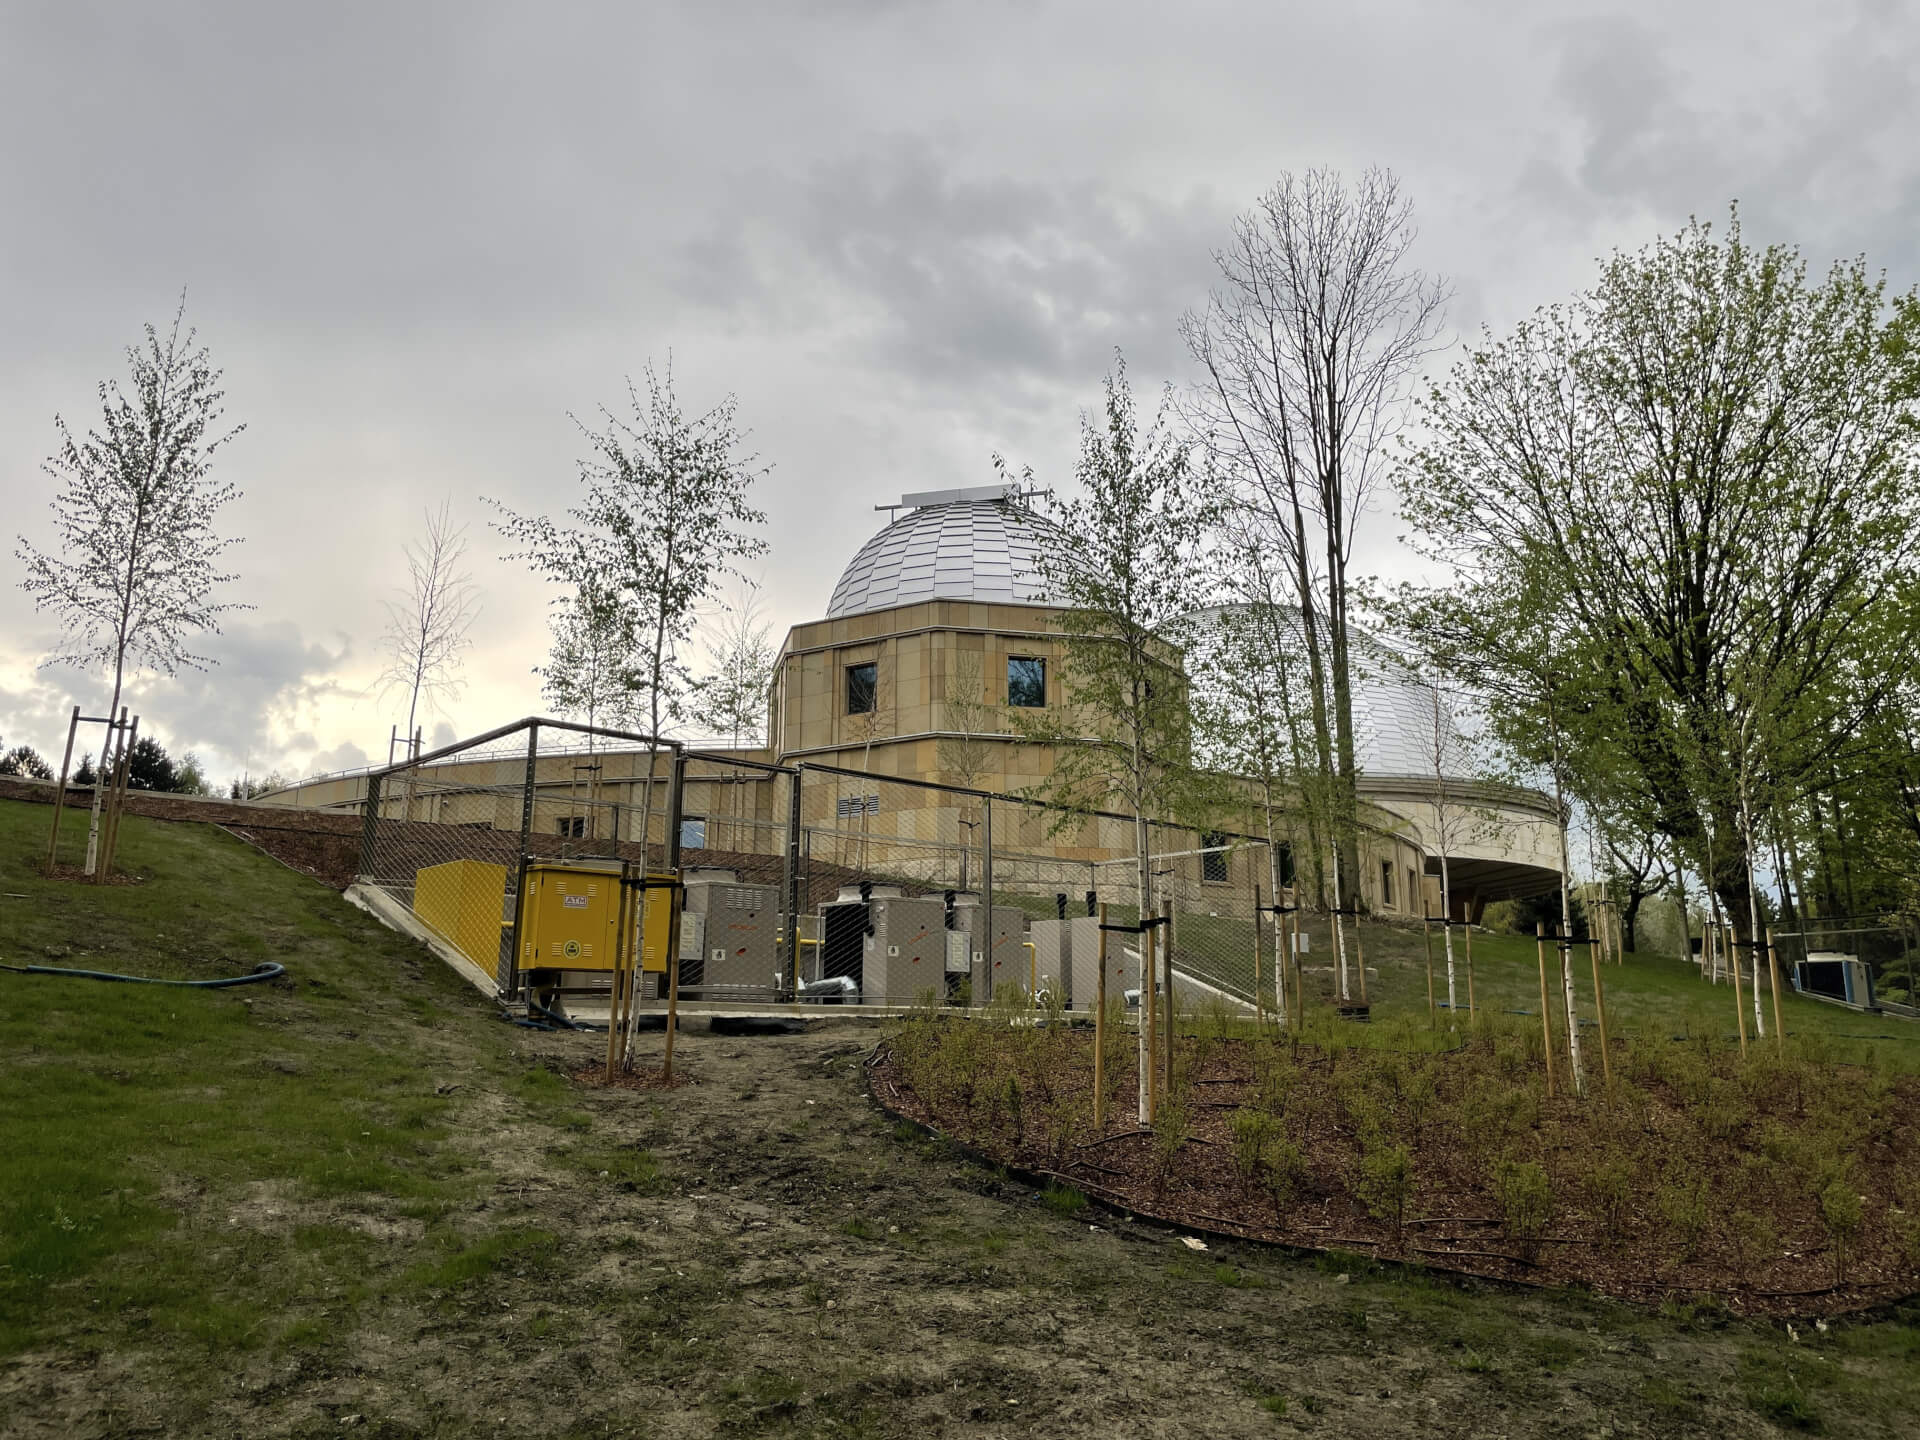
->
[826, 492, 1057, 619]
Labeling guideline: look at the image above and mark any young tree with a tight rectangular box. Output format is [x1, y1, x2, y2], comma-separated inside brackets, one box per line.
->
[492, 362, 768, 834]
[378, 498, 480, 761]
[1398, 212, 1920, 951]
[937, 647, 1002, 791]
[174, 750, 211, 796]
[1182, 169, 1448, 926]
[538, 574, 641, 733]
[15, 299, 245, 874]
[1015, 357, 1218, 1119]
[695, 580, 776, 748]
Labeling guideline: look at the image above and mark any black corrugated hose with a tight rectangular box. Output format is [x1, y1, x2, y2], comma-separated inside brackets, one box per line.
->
[0, 961, 285, 987]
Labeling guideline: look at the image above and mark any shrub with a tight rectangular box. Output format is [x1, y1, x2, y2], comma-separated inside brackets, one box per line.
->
[1151, 1100, 1189, 1195]
[1819, 1179, 1864, 1283]
[1583, 1156, 1635, 1247]
[1657, 1172, 1711, 1261]
[1355, 1144, 1413, 1232]
[1261, 1138, 1307, 1213]
[1229, 1107, 1277, 1183]
[1496, 1160, 1553, 1261]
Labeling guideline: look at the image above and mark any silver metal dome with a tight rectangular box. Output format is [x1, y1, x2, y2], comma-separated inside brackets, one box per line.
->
[826, 489, 1057, 619]
[1188, 604, 1482, 783]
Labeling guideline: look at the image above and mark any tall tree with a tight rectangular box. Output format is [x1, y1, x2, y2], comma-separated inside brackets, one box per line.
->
[378, 498, 480, 761]
[1397, 211, 1920, 950]
[537, 573, 641, 734]
[492, 361, 768, 840]
[1015, 358, 1218, 1117]
[15, 298, 246, 874]
[1183, 169, 1448, 925]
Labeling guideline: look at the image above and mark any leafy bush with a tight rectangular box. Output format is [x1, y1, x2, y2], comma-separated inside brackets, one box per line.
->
[1496, 1160, 1553, 1260]
[1583, 1155, 1635, 1246]
[1261, 1138, 1307, 1213]
[1151, 1101, 1189, 1194]
[1819, 1179, 1864, 1282]
[1658, 1171, 1711, 1260]
[1355, 1144, 1413, 1231]
[1728, 1208, 1778, 1287]
[1229, 1107, 1277, 1182]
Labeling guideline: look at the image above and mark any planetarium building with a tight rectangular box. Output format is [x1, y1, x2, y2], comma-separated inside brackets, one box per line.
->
[266, 484, 1563, 921]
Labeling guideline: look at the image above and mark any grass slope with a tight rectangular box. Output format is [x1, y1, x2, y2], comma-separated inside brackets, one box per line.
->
[5, 795, 1920, 1438]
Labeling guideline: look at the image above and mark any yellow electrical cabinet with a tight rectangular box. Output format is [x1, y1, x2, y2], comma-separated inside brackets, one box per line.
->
[519, 861, 625, 971]
[414, 859, 509, 974]
[637, 872, 677, 974]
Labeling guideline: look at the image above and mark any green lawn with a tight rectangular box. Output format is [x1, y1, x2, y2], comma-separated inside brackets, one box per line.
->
[0, 797, 587, 1365]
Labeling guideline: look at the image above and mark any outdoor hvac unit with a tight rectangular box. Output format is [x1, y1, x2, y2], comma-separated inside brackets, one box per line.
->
[952, 897, 1026, 1000]
[413, 858, 509, 980]
[865, 897, 948, 1004]
[683, 876, 781, 993]
[1029, 915, 1106, 1009]
[1794, 951, 1877, 1009]
[819, 900, 869, 996]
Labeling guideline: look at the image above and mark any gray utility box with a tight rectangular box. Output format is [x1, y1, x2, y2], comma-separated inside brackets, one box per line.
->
[957, 902, 1027, 1000]
[684, 878, 781, 992]
[864, 898, 949, 1004]
[1029, 915, 1109, 1010]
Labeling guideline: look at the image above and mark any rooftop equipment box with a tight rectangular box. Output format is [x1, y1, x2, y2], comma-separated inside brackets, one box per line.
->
[1029, 914, 1106, 1009]
[954, 900, 1025, 1000]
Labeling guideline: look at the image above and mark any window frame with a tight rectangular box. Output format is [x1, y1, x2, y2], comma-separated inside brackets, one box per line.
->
[1006, 655, 1047, 709]
[679, 815, 708, 850]
[845, 661, 878, 716]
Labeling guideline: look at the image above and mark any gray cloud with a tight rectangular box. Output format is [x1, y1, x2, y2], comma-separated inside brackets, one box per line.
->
[4, 0, 1918, 778]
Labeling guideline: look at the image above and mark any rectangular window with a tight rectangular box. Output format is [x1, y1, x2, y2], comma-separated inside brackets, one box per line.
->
[1007, 656, 1046, 708]
[1410, 868, 1419, 916]
[1277, 841, 1296, 888]
[1380, 859, 1394, 908]
[846, 661, 877, 715]
[557, 816, 585, 838]
[679, 816, 707, 850]
[1201, 831, 1229, 884]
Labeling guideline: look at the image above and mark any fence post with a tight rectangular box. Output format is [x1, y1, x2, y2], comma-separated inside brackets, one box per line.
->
[784, 766, 804, 997]
[501, 723, 539, 1001]
[358, 772, 384, 881]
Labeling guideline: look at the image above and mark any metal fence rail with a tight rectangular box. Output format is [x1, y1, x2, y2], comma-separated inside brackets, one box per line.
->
[352, 718, 1298, 1017]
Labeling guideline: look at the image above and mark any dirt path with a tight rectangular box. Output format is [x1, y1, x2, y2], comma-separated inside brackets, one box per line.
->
[457, 1022, 1780, 1438]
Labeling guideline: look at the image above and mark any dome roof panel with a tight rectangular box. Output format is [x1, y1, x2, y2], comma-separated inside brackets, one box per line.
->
[825, 495, 1059, 618]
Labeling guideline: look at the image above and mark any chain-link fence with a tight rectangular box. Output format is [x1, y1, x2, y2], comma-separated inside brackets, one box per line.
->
[349, 719, 1293, 1016]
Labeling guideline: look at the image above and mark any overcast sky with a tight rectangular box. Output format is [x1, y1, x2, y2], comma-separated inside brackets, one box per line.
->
[5, 0, 1918, 785]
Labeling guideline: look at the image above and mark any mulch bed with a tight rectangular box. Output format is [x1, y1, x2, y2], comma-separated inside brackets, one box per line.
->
[571, 1062, 695, 1091]
[871, 1028, 1920, 1317]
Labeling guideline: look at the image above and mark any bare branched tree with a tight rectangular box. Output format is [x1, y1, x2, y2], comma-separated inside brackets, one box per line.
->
[379, 498, 480, 759]
[15, 297, 246, 874]
[695, 579, 776, 748]
[1182, 169, 1448, 918]
[937, 647, 1001, 791]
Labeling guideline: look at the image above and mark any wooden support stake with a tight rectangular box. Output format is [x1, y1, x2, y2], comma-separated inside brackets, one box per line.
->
[1590, 933, 1612, 1089]
[1094, 903, 1108, 1132]
[1535, 923, 1556, 1098]
[1252, 885, 1265, 1031]
[1421, 915, 1437, 1026]
[1464, 919, 1477, 1019]
[1354, 914, 1369, 1006]
[1143, 903, 1158, 1125]
[1767, 926, 1785, 1053]
[1163, 905, 1176, 1103]
[46, 705, 80, 873]
[661, 879, 683, 1082]
[1730, 924, 1748, 1058]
